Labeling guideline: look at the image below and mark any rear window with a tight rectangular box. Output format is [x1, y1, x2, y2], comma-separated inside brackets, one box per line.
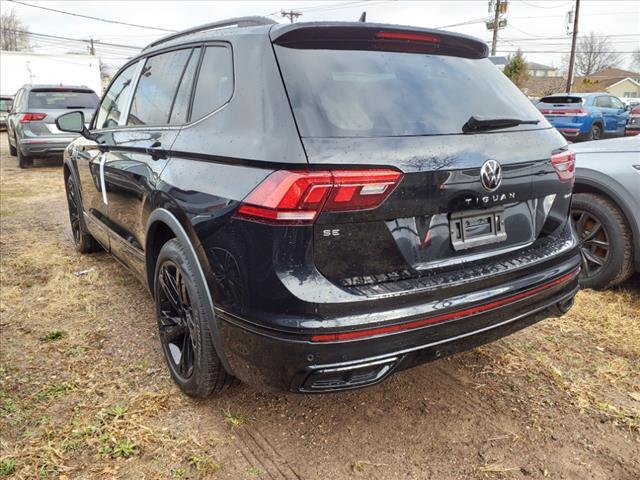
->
[275, 47, 544, 137]
[539, 96, 583, 104]
[28, 90, 99, 109]
[0, 99, 11, 111]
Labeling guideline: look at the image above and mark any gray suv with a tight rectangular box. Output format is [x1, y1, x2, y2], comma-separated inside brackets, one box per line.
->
[7, 85, 98, 168]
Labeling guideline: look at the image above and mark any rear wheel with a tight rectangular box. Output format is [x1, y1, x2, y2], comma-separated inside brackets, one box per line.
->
[16, 135, 33, 168]
[571, 193, 633, 289]
[588, 123, 602, 141]
[65, 175, 100, 253]
[8, 133, 17, 156]
[154, 239, 236, 397]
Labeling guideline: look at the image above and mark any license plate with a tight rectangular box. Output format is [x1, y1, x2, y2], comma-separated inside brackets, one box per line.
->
[450, 208, 507, 251]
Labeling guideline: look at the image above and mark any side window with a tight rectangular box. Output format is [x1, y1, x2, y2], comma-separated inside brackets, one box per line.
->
[12, 90, 22, 112]
[169, 48, 201, 125]
[190, 46, 233, 122]
[127, 49, 191, 126]
[594, 96, 611, 108]
[610, 96, 624, 109]
[95, 62, 138, 129]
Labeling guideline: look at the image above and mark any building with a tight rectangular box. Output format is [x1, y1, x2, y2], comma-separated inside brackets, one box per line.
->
[527, 62, 558, 78]
[573, 68, 640, 99]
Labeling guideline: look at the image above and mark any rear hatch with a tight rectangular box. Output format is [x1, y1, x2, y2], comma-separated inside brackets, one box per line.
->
[270, 24, 571, 287]
[537, 95, 586, 128]
[24, 88, 98, 136]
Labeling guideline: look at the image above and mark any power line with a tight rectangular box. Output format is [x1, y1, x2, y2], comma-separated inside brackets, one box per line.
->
[5, 28, 143, 50]
[517, 0, 573, 9]
[7, 0, 177, 33]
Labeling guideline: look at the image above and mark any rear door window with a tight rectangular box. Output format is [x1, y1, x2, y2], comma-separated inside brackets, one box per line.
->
[594, 96, 612, 108]
[28, 90, 98, 109]
[169, 48, 201, 124]
[275, 46, 545, 137]
[190, 46, 233, 121]
[95, 62, 139, 129]
[128, 49, 192, 126]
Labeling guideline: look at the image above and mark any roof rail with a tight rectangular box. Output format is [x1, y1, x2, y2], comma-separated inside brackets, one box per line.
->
[144, 16, 278, 50]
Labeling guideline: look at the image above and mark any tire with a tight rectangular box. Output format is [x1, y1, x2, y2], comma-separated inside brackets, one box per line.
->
[8, 133, 17, 156]
[571, 193, 634, 289]
[588, 123, 602, 141]
[65, 175, 101, 253]
[16, 135, 33, 168]
[154, 238, 237, 397]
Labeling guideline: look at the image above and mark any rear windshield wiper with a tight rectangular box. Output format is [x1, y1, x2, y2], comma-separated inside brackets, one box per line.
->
[462, 115, 540, 133]
[66, 105, 88, 109]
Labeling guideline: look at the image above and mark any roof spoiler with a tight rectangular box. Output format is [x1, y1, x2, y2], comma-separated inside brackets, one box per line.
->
[271, 23, 488, 59]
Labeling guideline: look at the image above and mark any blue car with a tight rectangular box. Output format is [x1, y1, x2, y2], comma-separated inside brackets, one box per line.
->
[537, 92, 629, 141]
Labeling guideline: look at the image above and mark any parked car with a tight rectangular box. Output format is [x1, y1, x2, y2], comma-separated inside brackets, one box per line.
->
[0, 95, 12, 130]
[537, 92, 629, 141]
[7, 85, 99, 168]
[625, 106, 640, 136]
[57, 18, 581, 397]
[572, 136, 640, 289]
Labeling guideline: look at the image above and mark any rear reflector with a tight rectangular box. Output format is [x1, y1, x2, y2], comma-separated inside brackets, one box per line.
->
[234, 169, 402, 225]
[539, 108, 587, 116]
[311, 268, 580, 342]
[550, 150, 576, 183]
[20, 113, 47, 123]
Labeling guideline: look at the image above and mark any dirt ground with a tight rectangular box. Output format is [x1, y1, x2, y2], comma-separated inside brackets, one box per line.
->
[0, 134, 638, 480]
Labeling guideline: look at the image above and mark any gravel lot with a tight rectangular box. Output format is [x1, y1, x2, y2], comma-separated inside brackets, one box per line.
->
[1, 134, 638, 479]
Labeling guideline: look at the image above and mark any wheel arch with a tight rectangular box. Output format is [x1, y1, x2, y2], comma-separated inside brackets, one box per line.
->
[144, 208, 234, 373]
[573, 177, 639, 270]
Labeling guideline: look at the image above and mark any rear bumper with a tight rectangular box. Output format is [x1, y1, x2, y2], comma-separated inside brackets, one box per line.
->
[215, 255, 580, 392]
[19, 137, 75, 157]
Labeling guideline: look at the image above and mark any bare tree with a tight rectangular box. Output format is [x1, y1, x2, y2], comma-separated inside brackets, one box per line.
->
[567, 32, 622, 76]
[0, 9, 31, 51]
[631, 48, 640, 72]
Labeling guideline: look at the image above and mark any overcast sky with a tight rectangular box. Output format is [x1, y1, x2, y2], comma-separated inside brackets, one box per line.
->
[4, 0, 639, 73]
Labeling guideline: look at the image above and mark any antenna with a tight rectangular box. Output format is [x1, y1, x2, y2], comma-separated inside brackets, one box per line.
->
[359, 11, 367, 22]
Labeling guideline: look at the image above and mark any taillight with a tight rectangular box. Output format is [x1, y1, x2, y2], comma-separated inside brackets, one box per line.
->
[20, 113, 47, 123]
[539, 108, 587, 116]
[376, 30, 440, 44]
[550, 150, 576, 183]
[234, 169, 403, 224]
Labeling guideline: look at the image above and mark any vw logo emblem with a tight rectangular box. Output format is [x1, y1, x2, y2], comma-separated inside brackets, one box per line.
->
[480, 160, 502, 191]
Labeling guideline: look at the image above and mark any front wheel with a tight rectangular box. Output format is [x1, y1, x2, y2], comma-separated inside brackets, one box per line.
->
[65, 176, 100, 253]
[571, 193, 633, 289]
[154, 239, 237, 397]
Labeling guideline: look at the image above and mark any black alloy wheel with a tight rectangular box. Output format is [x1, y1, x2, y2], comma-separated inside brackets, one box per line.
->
[589, 124, 602, 140]
[65, 176, 99, 253]
[156, 260, 197, 381]
[572, 208, 609, 279]
[154, 239, 237, 397]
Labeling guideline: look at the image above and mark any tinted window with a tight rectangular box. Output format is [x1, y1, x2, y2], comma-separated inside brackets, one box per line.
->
[276, 47, 546, 137]
[190, 46, 233, 121]
[594, 96, 612, 108]
[128, 49, 191, 126]
[169, 48, 201, 124]
[610, 96, 624, 109]
[540, 96, 583, 104]
[0, 98, 11, 112]
[95, 62, 138, 129]
[28, 90, 98, 109]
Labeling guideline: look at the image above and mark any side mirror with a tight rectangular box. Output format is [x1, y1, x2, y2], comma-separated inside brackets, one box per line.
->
[56, 111, 95, 140]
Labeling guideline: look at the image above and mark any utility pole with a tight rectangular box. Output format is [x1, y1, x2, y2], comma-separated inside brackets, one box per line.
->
[565, 0, 580, 93]
[280, 10, 302, 23]
[486, 0, 508, 56]
[89, 37, 95, 55]
[491, 0, 501, 56]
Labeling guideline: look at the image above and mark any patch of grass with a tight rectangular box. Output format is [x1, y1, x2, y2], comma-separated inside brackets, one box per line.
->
[33, 383, 75, 400]
[106, 404, 127, 419]
[171, 467, 186, 478]
[0, 459, 16, 476]
[40, 330, 66, 342]
[222, 408, 252, 427]
[112, 438, 138, 458]
[247, 466, 262, 476]
[189, 455, 222, 475]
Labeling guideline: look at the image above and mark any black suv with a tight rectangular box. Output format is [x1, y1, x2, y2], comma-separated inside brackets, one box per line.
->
[57, 18, 581, 397]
